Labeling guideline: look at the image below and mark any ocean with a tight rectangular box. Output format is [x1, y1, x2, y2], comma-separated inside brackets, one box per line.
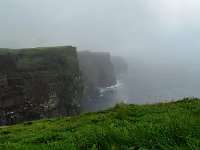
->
[81, 61, 200, 112]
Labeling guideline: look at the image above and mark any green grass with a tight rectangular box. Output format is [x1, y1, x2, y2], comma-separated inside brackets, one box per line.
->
[0, 98, 200, 150]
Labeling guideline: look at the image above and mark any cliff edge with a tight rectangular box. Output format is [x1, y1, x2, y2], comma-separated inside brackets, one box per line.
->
[111, 56, 128, 75]
[0, 46, 83, 125]
[78, 51, 116, 100]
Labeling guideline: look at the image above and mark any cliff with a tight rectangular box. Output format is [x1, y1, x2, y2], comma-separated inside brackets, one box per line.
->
[78, 51, 116, 100]
[111, 56, 128, 75]
[0, 46, 83, 125]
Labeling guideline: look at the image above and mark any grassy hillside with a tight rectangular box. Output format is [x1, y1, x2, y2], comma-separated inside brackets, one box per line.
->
[0, 98, 200, 150]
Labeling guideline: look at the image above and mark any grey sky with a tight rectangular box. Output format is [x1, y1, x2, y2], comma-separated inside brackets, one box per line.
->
[0, 0, 200, 63]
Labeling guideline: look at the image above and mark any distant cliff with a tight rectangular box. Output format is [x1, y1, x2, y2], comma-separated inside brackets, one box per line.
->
[78, 51, 116, 100]
[111, 56, 128, 75]
[0, 46, 83, 125]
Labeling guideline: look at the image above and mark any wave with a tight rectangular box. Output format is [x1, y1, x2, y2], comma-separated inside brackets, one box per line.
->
[99, 80, 122, 97]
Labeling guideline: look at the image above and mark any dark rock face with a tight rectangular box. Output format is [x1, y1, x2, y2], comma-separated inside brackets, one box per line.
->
[78, 51, 116, 100]
[0, 46, 83, 125]
[111, 56, 128, 75]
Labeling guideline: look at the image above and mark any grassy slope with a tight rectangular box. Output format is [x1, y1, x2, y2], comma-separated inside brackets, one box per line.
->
[0, 98, 200, 150]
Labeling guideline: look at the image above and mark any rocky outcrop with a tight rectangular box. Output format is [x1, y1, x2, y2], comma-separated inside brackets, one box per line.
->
[0, 46, 83, 125]
[78, 51, 116, 100]
[111, 56, 128, 75]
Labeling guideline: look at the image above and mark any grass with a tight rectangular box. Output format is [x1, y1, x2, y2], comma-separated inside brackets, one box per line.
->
[0, 98, 200, 150]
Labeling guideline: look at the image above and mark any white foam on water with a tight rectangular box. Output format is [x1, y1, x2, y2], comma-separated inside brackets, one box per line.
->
[99, 80, 122, 97]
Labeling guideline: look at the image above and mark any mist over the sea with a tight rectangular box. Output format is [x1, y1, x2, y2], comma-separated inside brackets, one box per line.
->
[82, 59, 200, 112]
[123, 60, 200, 103]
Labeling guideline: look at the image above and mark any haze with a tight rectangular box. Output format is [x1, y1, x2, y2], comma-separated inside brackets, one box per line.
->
[0, 0, 200, 64]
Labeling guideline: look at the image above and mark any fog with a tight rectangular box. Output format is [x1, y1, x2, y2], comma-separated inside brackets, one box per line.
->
[1, 0, 200, 108]
[1, 0, 200, 64]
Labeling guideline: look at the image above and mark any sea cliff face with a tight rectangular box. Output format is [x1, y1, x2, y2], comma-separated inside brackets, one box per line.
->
[0, 46, 83, 125]
[78, 51, 116, 100]
[111, 56, 128, 75]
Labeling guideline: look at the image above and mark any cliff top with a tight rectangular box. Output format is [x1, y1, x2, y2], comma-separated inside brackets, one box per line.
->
[0, 46, 79, 72]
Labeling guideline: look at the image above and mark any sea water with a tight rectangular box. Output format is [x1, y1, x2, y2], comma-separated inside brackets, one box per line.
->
[82, 61, 200, 112]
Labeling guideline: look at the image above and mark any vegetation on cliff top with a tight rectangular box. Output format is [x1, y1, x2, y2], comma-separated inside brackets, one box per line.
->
[0, 98, 200, 150]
